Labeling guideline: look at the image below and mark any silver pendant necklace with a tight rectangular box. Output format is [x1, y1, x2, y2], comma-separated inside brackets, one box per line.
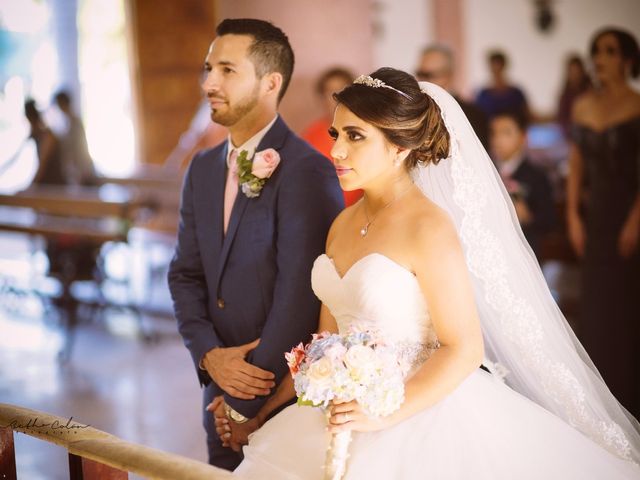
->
[360, 184, 413, 237]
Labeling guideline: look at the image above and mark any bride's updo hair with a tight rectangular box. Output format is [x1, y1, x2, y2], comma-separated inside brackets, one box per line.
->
[333, 67, 450, 168]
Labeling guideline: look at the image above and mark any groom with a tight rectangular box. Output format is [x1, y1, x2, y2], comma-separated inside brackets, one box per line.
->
[168, 18, 343, 470]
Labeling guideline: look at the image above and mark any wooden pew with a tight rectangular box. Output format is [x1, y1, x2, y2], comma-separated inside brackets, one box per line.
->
[0, 184, 154, 224]
[0, 185, 157, 361]
[95, 171, 182, 236]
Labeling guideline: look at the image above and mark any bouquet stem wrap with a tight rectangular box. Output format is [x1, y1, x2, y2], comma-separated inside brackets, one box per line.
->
[324, 428, 352, 480]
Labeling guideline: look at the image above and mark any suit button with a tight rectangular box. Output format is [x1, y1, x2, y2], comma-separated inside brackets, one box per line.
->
[217, 298, 225, 309]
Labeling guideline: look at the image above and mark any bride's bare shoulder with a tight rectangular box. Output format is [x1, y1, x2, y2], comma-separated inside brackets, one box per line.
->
[326, 200, 362, 248]
[408, 194, 462, 257]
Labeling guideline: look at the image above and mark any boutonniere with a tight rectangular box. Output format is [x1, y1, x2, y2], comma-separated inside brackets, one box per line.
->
[501, 175, 528, 200]
[236, 148, 281, 198]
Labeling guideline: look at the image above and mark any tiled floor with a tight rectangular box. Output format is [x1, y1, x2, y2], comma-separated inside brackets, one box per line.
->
[0, 232, 208, 479]
[0, 311, 208, 479]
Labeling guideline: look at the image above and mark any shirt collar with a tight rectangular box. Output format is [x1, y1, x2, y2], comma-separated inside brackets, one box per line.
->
[498, 151, 525, 177]
[226, 115, 278, 167]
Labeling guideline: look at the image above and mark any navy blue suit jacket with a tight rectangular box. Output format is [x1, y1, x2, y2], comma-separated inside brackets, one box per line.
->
[168, 116, 343, 418]
[512, 157, 555, 256]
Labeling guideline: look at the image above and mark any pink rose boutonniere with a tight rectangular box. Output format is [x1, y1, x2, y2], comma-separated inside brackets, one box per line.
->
[236, 148, 281, 198]
[501, 174, 528, 200]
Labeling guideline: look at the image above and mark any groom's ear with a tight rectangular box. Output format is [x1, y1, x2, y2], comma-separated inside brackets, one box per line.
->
[261, 72, 283, 100]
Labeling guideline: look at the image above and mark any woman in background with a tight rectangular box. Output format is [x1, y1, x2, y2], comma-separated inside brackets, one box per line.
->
[556, 55, 592, 139]
[24, 99, 65, 185]
[303, 67, 363, 206]
[567, 27, 640, 418]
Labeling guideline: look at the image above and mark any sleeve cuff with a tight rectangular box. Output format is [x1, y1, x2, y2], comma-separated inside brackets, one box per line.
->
[198, 346, 218, 371]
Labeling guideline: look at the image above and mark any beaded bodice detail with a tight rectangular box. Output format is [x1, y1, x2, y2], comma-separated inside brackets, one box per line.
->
[311, 253, 439, 369]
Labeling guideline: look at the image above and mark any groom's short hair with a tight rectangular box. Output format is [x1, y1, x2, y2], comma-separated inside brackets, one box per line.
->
[216, 18, 295, 103]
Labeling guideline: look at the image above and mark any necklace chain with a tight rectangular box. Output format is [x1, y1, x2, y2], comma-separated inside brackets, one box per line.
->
[360, 184, 413, 237]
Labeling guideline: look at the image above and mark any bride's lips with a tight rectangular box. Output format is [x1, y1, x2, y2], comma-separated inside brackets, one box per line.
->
[335, 166, 353, 177]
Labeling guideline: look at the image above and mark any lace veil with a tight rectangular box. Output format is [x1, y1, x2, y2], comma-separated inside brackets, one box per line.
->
[414, 81, 640, 463]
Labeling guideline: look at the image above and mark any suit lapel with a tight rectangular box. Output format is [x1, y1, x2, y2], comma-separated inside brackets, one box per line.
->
[214, 117, 289, 293]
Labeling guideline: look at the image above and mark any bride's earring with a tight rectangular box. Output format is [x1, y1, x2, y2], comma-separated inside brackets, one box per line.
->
[394, 157, 403, 167]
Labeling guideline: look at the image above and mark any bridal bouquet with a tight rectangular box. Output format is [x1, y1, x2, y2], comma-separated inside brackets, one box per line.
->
[285, 329, 408, 480]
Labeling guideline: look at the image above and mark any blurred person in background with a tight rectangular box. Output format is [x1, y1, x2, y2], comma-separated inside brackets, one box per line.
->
[24, 99, 98, 289]
[475, 50, 530, 121]
[302, 67, 362, 206]
[567, 27, 640, 418]
[556, 55, 592, 139]
[54, 90, 97, 185]
[415, 44, 489, 150]
[24, 99, 66, 186]
[491, 110, 555, 258]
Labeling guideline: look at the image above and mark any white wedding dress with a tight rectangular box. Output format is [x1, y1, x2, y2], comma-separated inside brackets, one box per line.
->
[234, 253, 640, 479]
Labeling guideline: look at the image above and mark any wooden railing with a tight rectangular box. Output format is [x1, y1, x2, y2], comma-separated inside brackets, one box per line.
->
[0, 403, 234, 479]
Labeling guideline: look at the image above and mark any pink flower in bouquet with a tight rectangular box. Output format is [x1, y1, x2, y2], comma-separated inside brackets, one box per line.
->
[251, 148, 281, 179]
[285, 343, 306, 375]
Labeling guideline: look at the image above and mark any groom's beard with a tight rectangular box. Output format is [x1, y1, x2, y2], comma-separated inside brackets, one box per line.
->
[209, 82, 261, 127]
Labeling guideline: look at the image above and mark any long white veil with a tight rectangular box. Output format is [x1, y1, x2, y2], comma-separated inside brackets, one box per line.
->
[414, 81, 640, 463]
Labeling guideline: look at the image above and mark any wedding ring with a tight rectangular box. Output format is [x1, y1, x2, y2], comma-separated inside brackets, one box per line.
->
[344, 413, 350, 422]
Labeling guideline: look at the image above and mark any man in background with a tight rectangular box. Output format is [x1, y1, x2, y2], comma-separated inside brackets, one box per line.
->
[54, 90, 97, 185]
[415, 44, 489, 149]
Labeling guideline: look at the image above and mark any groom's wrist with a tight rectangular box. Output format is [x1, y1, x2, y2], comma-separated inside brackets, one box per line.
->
[225, 403, 249, 424]
[199, 347, 219, 370]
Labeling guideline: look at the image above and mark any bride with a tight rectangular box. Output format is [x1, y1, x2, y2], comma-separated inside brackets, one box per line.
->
[220, 68, 640, 479]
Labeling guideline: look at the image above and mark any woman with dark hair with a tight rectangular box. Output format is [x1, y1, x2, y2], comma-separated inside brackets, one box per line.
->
[567, 27, 640, 419]
[475, 50, 530, 121]
[225, 68, 639, 479]
[303, 67, 363, 206]
[556, 54, 592, 139]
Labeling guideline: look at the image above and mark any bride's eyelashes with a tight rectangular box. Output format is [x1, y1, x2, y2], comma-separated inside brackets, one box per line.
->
[327, 126, 366, 142]
[346, 130, 365, 142]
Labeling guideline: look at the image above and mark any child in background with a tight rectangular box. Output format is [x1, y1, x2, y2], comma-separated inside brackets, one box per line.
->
[491, 110, 555, 258]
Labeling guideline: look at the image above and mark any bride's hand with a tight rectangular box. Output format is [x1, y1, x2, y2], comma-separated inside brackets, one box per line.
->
[328, 399, 389, 434]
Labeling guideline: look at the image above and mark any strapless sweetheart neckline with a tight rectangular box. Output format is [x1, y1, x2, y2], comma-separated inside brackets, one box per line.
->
[574, 113, 640, 135]
[319, 253, 416, 281]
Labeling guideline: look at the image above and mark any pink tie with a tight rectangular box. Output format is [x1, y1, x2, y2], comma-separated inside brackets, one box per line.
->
[223, 149, 239, 234]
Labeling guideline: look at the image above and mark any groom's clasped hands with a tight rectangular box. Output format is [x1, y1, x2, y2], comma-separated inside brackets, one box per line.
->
[202, 338, 275, 399]
[211, 399, 260, 452]
[202, 338, 275, 451]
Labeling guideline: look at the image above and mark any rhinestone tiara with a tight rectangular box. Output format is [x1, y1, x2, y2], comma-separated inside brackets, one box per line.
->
[353, 75, 412, 100]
